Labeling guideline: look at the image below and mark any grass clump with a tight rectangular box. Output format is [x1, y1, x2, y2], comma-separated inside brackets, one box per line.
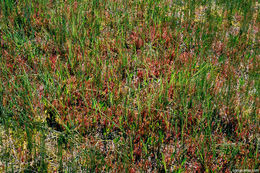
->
[0, 0, 259, 172]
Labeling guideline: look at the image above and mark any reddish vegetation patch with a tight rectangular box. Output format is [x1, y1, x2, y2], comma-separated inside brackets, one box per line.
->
[0, 0, 259, 172]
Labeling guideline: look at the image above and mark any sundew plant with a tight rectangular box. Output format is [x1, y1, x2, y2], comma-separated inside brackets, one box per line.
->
[0, 0, 259, 172]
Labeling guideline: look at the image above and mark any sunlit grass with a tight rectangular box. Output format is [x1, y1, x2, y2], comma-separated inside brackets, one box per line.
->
[0, 0, 259, 172]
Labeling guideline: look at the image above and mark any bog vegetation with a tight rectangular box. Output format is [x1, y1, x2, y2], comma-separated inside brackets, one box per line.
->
[0, 0, 259, 172]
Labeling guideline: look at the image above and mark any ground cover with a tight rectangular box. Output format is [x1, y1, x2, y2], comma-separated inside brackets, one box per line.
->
[0, 0, 259, 172]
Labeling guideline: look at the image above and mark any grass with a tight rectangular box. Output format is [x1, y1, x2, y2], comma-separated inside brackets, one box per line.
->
[0, 0, 259, 172]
